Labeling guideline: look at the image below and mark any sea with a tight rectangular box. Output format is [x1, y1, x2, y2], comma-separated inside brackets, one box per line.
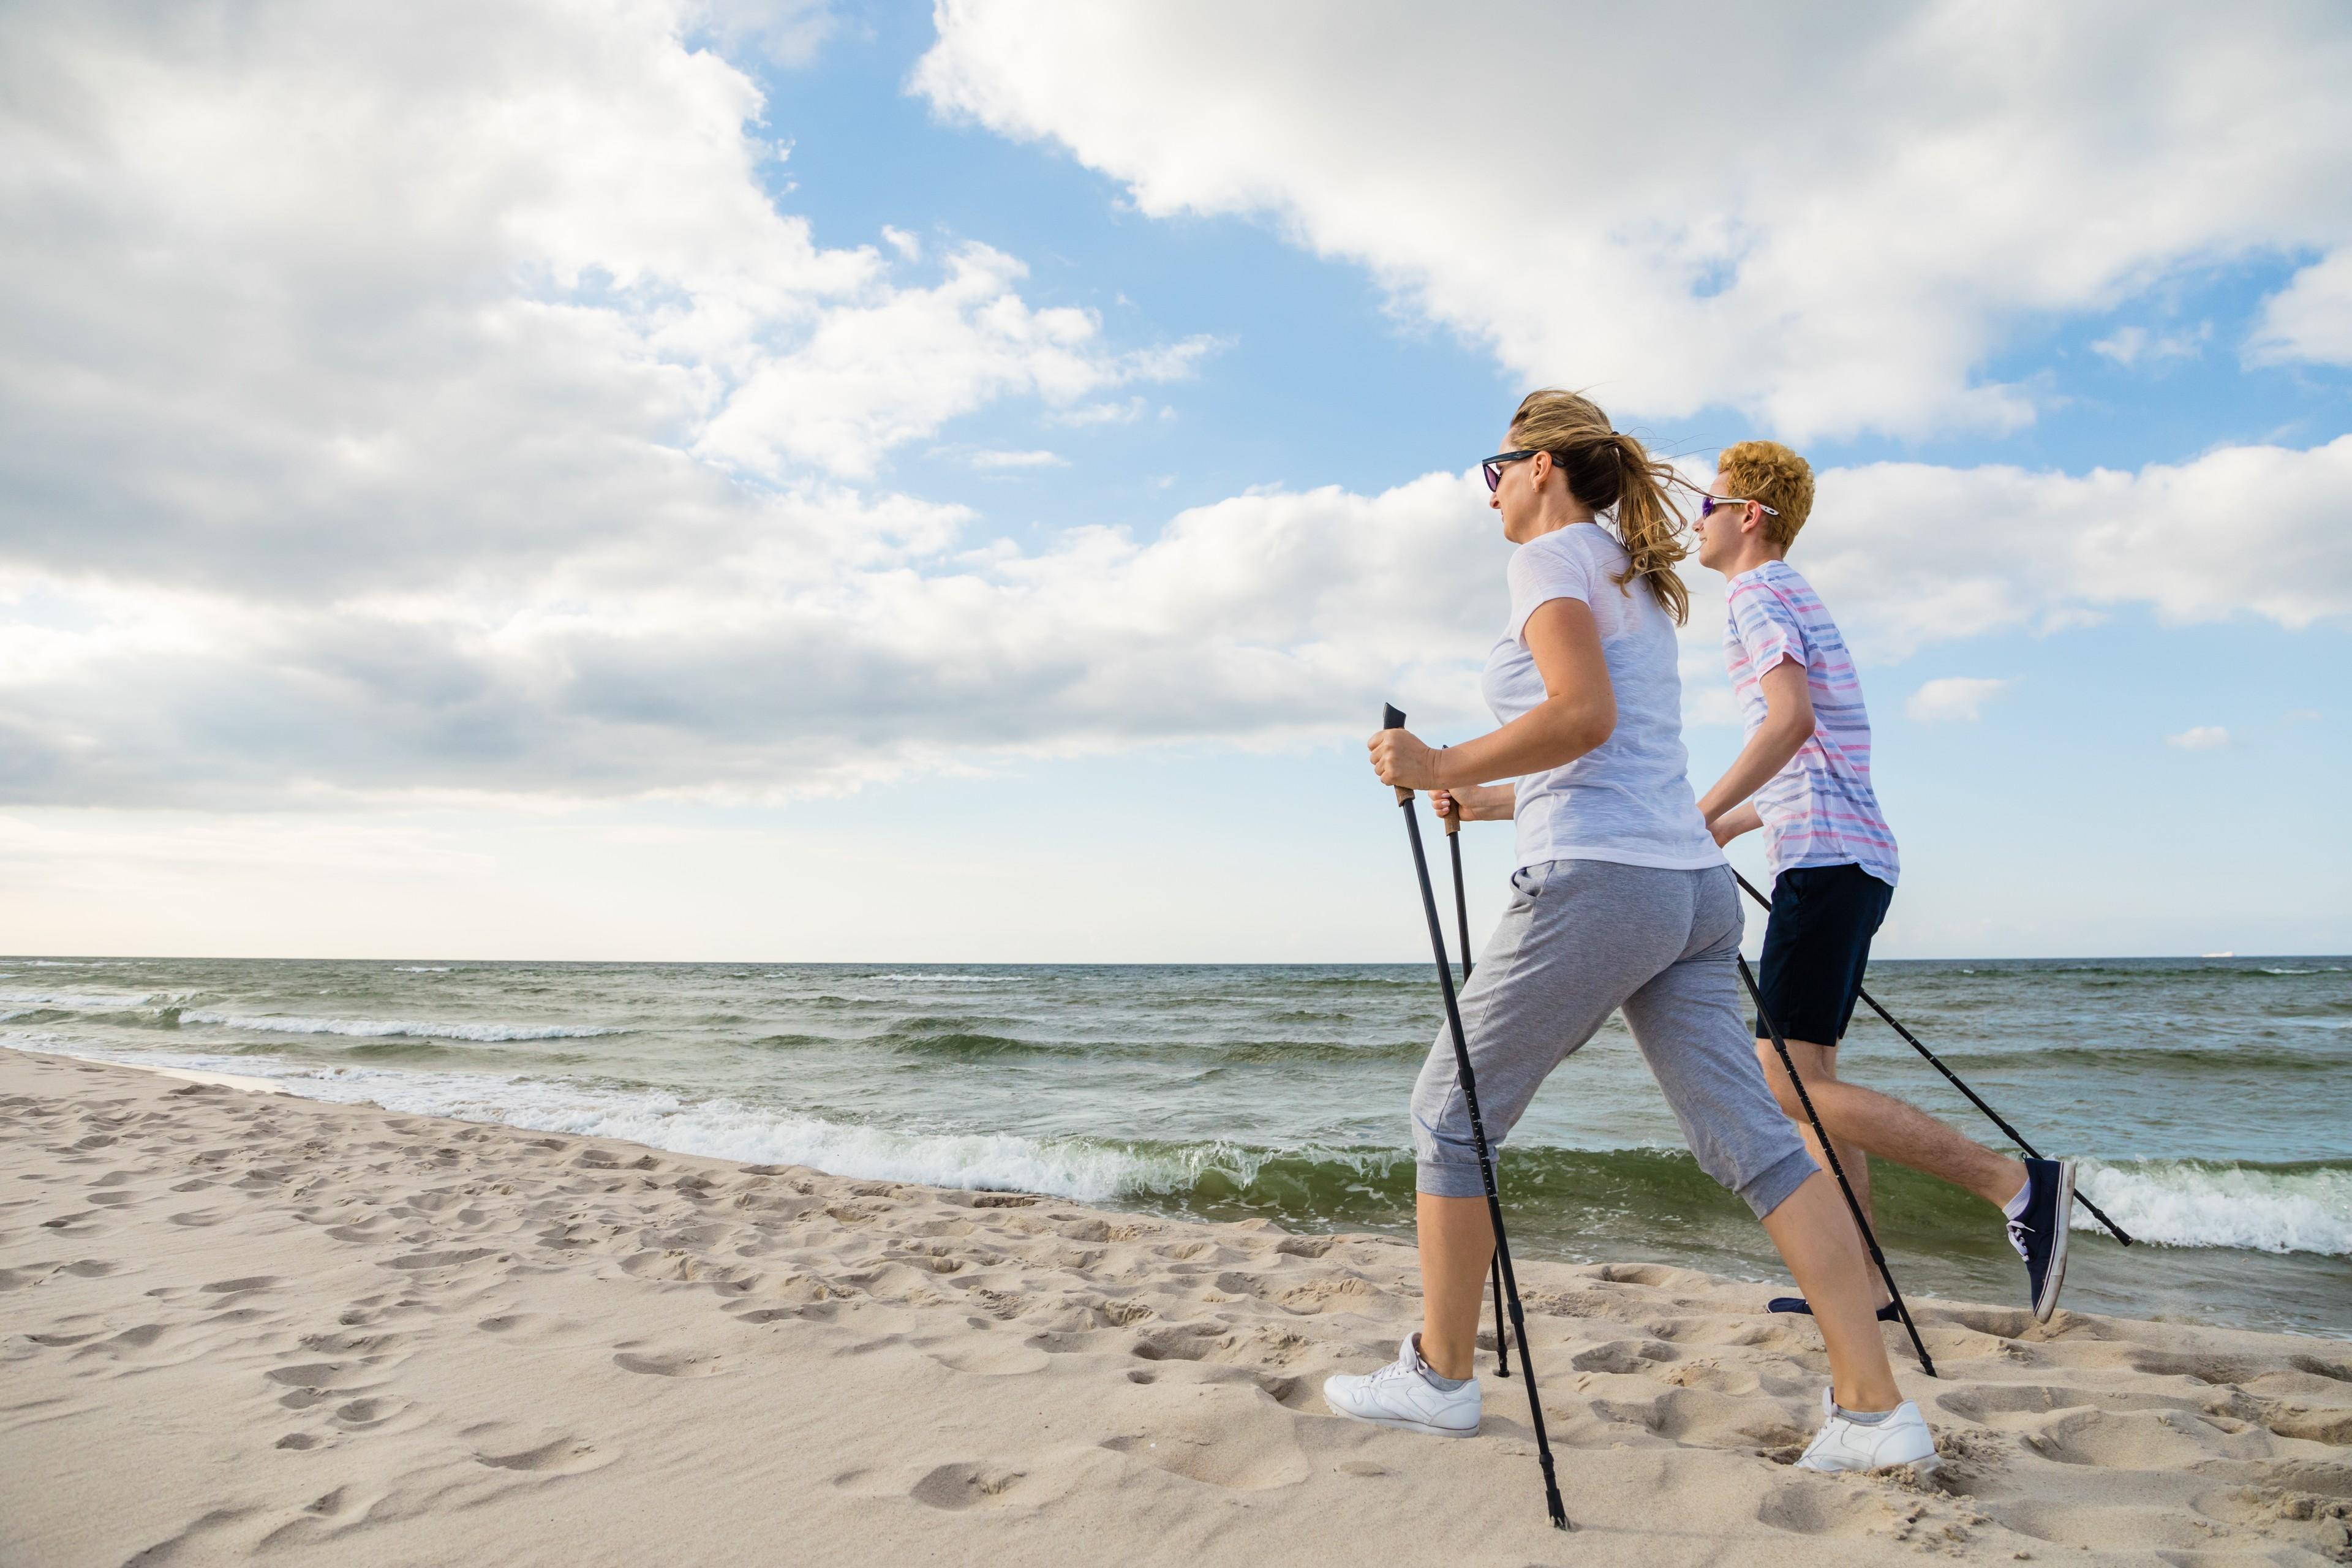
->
[6, 955, 2348, 1340]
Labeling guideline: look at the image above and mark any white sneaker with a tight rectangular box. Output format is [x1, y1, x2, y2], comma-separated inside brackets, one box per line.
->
[1796, 1387, 1939, 1474]
[1323, 1336, 1480, 1439]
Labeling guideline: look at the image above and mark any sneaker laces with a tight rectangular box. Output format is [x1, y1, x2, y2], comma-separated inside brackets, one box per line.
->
[2005, 1214, 2033, 1262]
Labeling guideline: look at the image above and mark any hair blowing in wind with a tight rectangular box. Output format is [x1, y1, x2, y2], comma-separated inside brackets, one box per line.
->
[1509, 389, 1695, 625]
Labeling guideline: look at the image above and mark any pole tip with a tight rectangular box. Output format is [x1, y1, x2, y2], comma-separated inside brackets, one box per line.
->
[1382, 703, 1404, 730]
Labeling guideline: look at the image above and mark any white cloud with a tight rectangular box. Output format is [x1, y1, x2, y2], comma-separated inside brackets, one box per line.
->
[1050, 396, 1150, 427]
[695, 243, 1216, 480]
[0, 470, 1514, 805]
[916, 1, 2352, 441]
[2091, 323, 2210, 368]
[1906, 677, 2015, 722]
[1781, 437, 2352, 660]
[2248, 249, 2352, 366]
[0, 0, 1204, 597]
[2168, 726, 2231, 750]
[686, 0, 836, 66]
[964, 448, 1066, 469]
[2, 1, 2345, 818]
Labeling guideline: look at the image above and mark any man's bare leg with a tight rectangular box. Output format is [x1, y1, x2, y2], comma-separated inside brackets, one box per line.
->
[1756, 1038, 2025, 1211]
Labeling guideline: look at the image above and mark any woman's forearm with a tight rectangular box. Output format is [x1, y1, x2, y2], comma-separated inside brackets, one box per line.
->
[1434, 695, 1613, 790]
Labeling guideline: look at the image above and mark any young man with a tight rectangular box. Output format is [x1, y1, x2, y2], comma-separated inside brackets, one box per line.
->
[1692, 441, 2073, 1322]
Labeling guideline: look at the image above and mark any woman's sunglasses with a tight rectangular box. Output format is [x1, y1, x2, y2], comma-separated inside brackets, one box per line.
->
[1481, 450, 1537, 491]
[1697, 495, 1779, 519]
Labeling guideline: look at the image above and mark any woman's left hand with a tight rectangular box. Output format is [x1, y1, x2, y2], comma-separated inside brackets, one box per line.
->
[1367, 726, 1444, 791]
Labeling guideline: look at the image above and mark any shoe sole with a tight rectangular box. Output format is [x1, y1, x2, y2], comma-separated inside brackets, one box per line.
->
[2033, 1162, 2075, 1323]
[1325, 1404, 1479, 1439]
[1798, 1448, 1941, 1477]
[1787, 1457, 1938, 1476]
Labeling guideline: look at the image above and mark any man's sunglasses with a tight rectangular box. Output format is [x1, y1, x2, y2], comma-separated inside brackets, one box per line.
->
[1482, 450, 1538, 491]
[1698, 494, 1779, 519]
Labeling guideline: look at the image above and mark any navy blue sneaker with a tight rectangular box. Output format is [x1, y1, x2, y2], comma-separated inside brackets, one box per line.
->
[1768, 1296, 1901, 1322]
[2008, 1158, 2075, 1321]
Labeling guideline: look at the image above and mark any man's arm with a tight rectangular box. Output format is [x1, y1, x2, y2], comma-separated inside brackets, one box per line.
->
[1696, 658, 1814, 827]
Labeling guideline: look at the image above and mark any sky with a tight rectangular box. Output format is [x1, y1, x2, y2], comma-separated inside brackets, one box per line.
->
[1, 0, 2348, 962]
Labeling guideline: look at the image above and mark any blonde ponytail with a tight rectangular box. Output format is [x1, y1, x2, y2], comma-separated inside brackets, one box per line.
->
[1509, 389, 1694, 625]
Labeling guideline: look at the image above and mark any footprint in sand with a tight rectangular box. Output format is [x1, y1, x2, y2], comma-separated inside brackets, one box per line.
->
[908, 1462, 1035, 1511]
[922, 1340, 1050, 1377]
[1101, 1385, 1309, 1491]
[1757, 1479, 1907, 1537]
[331, 1395, 412, 1430]
[612, 1350, 725, 1378]
[473, 1436, 612, 1476]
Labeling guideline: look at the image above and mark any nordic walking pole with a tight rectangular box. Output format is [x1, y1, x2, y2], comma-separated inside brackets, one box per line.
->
[1385, 706, 1567, 1531]
[1726, 870, 2134, 1246]
[1739, 954, 1936, 1377]
[1442, 782, 1512, 1379]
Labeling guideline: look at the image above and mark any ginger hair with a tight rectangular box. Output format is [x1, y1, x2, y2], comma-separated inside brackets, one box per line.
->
[1715, 440, 1815, 550]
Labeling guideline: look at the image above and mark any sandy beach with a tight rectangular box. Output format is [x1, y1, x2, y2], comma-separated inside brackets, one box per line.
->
[4, 1046, 2348, 1567]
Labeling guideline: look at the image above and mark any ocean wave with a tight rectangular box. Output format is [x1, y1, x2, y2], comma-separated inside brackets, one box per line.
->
[0, 989, 167, 1009]
[862, 973, 1019, 984]
[262, 1063, 1151, 1200]
[393, 965, 453, 973]
[1932, 1041, 2351, 1076]
[181, 1012, 617, 1043]
[2076, 1159, 2352, 1256]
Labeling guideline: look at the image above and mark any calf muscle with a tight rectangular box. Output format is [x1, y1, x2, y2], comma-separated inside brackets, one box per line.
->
[1755, 1039, 2024, 1212]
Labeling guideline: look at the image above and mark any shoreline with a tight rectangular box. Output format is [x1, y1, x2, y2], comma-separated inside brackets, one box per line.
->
[4, 1044, 2349, 1564]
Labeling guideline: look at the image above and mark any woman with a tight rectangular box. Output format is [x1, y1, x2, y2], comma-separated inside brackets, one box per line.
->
[1327, 390, 1936, 1475]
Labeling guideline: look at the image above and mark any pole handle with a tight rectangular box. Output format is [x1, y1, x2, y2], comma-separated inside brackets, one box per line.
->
[1382, 704, 1413, 805]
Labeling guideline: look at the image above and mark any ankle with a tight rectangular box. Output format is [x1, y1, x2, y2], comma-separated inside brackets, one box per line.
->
[1414, 1331, 1474, 1382]
[1833, 1378, 1900, 1413]
[1986, 1158, 2030, 1212]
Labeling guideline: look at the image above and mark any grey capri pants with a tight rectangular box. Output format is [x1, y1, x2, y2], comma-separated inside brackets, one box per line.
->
[1411, 857, 1818, 1218]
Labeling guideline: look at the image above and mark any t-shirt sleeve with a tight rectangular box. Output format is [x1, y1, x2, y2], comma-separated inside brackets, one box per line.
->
[1506, 535, 1594, 644]
[1727, 579, 1808, 674]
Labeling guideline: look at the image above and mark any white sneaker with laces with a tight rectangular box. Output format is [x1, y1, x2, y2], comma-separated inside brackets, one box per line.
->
[1322, 1336, 1480, 1439]
[1796, 1387, 1939, 1475]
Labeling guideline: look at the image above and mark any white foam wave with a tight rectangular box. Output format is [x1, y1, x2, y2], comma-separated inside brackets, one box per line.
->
[2076, 1159, 2352, 1256]
[864, 973, 1017, 985]
[18, 1040, 1152, 1200]
[392, 966, 453, 973]
[0, 989, 165, 1009]
[181, 1012, 616, 1042]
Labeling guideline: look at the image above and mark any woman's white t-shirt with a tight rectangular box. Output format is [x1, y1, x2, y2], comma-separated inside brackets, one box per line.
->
[1482, 522, 1724, 874]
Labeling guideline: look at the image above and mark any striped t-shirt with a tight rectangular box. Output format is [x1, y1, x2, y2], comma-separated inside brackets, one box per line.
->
[1724, 560, 1900, 885]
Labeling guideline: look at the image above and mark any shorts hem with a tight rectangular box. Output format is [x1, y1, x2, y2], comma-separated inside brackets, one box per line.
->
[1414, 1160, 1493, 1200]
[1740, 1145, 1820, 1219]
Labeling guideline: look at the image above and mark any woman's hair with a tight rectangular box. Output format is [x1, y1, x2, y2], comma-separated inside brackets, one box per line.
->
[1509, 388, 1692, 625]
[1715, 439, 1815, 549]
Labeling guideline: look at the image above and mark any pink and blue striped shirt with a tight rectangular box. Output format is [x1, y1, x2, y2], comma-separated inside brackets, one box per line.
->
[1724, 560, 1900, 886]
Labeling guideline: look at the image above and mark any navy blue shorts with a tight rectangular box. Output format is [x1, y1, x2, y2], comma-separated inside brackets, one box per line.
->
[1752, 863, 1894, 1046]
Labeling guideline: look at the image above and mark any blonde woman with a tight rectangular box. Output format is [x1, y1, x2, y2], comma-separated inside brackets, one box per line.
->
[1331, 390, 1936, 1474]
